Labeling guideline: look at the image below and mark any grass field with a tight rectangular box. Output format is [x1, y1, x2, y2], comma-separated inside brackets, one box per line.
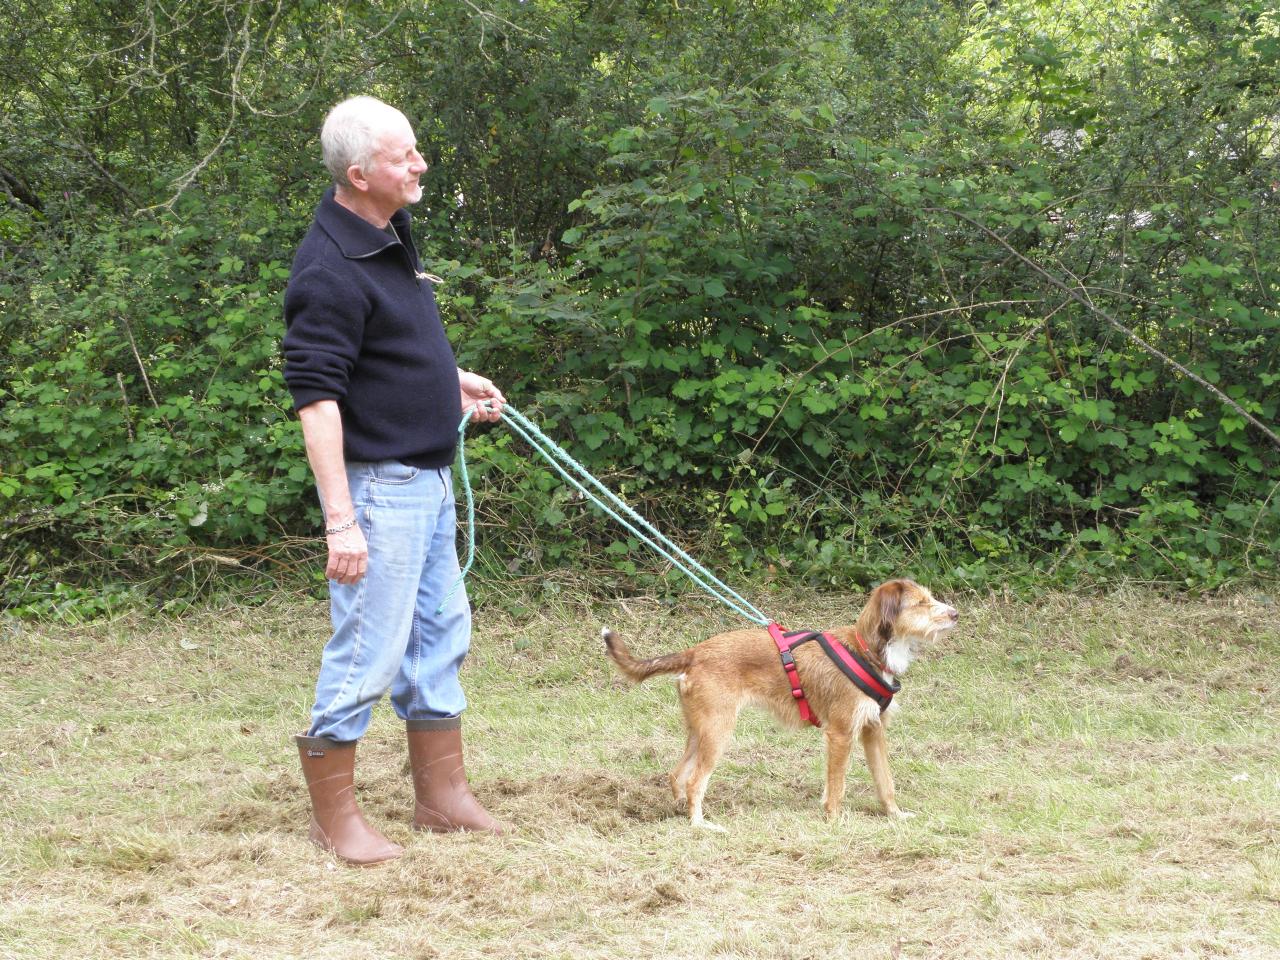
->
[1, 587, 1277, 959]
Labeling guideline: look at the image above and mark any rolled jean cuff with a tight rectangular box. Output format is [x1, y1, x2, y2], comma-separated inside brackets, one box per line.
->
[295, 733, 357, 752]
[405, 715, 462, 732]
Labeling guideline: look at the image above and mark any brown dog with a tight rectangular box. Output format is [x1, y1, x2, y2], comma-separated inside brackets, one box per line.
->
[602, 579, 958, 830]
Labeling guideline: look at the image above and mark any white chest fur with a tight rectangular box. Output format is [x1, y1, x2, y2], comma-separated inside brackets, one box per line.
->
[884, 637, 915, 675]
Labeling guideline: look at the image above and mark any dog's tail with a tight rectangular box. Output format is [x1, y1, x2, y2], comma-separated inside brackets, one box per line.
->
[601, 627, 694, 683]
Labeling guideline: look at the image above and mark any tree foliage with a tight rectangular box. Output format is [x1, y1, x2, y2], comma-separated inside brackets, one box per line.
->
[2, 0, 1277, 615]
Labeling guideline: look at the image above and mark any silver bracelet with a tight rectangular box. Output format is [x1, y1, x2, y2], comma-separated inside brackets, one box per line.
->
[324, 518, 357, 536]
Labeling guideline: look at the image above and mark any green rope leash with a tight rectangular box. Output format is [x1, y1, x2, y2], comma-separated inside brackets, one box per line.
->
[437, 402, 770, 626]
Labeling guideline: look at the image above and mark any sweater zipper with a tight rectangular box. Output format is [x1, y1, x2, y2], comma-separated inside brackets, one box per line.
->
[347, 224, 442, 286]
[350, 237, 424, 285]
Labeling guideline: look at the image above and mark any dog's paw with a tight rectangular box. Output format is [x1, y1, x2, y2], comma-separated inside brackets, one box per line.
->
[690, 816, 728, 834]
[888, 808, 916, 821]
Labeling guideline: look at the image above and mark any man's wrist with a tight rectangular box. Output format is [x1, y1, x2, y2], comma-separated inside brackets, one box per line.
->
[324, 517, 357, 535]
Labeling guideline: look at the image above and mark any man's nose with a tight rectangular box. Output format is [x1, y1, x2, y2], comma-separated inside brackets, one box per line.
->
[411, 151, 428, 173]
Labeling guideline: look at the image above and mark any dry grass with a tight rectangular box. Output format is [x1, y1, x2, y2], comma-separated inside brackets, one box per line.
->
[1, 588, 1277, 959]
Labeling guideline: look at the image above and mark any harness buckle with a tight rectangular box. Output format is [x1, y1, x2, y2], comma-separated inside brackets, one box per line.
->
[779, 650, 796, 668]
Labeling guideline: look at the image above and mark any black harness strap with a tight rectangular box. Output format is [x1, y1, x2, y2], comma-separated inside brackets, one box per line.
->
[783, 629, 900, 714]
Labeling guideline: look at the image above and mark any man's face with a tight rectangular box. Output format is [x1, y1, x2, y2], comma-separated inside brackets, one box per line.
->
[358, 114, 427, 213]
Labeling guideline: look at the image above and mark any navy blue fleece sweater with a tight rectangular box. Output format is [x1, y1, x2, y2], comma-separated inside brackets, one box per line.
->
[282, 189, 462, 468]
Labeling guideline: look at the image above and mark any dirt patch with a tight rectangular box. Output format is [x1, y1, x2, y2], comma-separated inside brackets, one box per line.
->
[491, 769, 678, 830]
[635, 880, 684, 912]
[204, 770, 306, 834]
[1110, 653, 1176, 682]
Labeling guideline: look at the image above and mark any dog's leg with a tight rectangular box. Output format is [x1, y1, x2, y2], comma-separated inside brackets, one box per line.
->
[684, 713, 734, 833]
[670, 731, 699, 808]
[669, 682, 699, 807]
[822, 723, 854, 821]
[860, 721, 913, 819]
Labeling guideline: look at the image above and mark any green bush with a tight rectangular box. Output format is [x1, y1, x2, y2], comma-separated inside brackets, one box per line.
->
[2, 0, 1277, 616]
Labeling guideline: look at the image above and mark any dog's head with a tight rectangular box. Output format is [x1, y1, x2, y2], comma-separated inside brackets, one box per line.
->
[862, 579, 958, 674]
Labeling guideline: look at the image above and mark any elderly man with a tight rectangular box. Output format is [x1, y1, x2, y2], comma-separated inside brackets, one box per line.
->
[282, 96, 506, 865]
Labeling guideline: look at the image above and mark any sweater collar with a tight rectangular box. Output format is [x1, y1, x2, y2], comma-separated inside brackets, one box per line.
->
[314, 187, 413, 259]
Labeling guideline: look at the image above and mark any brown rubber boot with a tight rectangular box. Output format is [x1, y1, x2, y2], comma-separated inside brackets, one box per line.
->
[295, 735, 403, 866]
[406, 718, 507, 834]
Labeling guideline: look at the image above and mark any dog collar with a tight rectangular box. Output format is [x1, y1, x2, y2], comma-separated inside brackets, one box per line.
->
[853, 630, 896, 681]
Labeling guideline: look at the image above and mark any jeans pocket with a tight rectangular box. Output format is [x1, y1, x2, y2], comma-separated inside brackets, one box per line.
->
[368, 460, 420, 485]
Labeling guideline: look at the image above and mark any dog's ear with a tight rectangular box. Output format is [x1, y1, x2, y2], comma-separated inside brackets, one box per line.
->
[873, 580, 905, 644]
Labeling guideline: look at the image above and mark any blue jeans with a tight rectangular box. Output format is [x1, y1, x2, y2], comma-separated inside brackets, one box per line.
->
[307, 461, 470, 743]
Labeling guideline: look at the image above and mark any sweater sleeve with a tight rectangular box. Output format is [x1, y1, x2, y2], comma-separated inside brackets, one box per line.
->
[282, 262, 368, 411]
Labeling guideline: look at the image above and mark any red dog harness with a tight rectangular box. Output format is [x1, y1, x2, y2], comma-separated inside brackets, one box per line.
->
[767, 623, 901, 728]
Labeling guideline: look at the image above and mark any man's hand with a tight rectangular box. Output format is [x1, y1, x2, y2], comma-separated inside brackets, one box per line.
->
[326, 521, 368, 585]
[458, 369, 506, 423]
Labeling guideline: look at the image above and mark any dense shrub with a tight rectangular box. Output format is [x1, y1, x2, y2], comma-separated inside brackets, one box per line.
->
[1, 0, 1276, 616]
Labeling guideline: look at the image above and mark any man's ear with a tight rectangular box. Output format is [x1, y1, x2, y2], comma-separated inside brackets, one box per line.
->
[873, 580, 905, 644]
[346, 163, 369, 192]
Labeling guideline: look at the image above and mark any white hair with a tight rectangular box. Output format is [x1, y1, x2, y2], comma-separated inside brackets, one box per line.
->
[320, 96, 406, 187]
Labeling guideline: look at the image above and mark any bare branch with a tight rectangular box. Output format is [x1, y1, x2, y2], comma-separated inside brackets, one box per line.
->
[928, 206, 1280, 452]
